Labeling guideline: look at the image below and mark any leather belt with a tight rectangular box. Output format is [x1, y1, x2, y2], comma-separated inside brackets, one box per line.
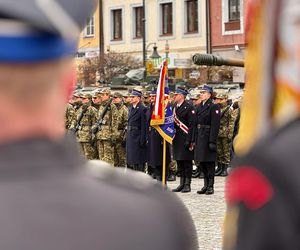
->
[128, 126, 139, 131]
[197, 124, 211, 129]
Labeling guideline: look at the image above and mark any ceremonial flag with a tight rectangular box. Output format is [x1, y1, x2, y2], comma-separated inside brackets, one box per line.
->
[236, 0, 300, 155]
[150, 60, 175, 144]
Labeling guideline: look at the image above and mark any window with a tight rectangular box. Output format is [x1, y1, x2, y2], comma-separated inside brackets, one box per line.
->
[161, 3, 173, 36]
[112, 9, 122, 40]
[85, 16, 95, 37]
[133, 6, 144, 39]
[228, 0, 240, 21]
[186, 0, 198, 33]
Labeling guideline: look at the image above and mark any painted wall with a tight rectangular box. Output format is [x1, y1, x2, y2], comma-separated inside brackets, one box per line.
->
[210, 0, 247, 49]
[103, 0, 207, 62]
[77, 4, 100, 54]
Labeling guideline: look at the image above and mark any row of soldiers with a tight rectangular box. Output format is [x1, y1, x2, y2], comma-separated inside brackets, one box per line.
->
[65, 86, 240, 187]
[65, 89, 128, 167]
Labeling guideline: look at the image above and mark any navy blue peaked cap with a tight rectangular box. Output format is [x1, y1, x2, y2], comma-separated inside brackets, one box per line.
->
[0, 0, 97, 62]
[0, 0, 97, 36]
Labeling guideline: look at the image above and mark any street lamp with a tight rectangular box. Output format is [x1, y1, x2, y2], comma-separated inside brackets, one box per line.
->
[149, 43, 161, 59]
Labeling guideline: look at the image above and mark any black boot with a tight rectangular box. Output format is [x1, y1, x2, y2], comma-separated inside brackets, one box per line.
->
[199, 170, 204, 179]
[220, 164, 229, 177]
[181, 178, 191, 193]
[215, 163, 223, 176]
[172, 177, 185, 192]
[197, 177, 208, 194]
[167, 170, 176, 181]
[205, 178, 214, 195]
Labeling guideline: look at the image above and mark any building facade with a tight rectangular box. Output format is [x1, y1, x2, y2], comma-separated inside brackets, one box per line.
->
[76, 0, 247, 84]
[102, 0, 207, 79]
[210, 0, 247, 82]
[77, 4, 100, 59]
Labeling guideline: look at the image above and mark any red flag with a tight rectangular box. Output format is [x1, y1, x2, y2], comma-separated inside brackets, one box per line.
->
[150, 60, 167, 126]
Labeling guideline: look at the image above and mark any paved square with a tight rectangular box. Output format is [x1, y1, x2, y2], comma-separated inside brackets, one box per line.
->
[168, 177, 226, 250]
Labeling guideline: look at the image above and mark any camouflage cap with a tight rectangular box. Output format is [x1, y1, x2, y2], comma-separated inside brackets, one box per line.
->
[215, 93, 228, 99]
[82, 93, 93, 100]
[78, 92, 86, 98]
[122, 92, 130, 97]
[190, 94, 200, 100]
[73, 91, 81, 98]
[169, 91, 175, 98]
[143, 91, 151, 98]
[100, 88, 111, 96]
[113, 92, 123, 98]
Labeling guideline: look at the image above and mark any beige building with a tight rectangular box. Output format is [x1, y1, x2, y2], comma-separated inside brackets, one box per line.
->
[77, 4, 100, 59]
[103, 0, 207, 74]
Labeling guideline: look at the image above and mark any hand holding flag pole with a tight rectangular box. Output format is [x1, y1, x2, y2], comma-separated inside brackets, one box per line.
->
[150, 59, 175, 186]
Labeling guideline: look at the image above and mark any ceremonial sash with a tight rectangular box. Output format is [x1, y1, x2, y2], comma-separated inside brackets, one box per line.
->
[173, 110, 189, 134]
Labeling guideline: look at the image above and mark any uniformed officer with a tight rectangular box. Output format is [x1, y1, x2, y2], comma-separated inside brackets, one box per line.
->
[112, 92, 128, 167]
[194, 85, 221, 195]
[71, 93, 98, 160]
[0, 1, 199, 249]
[126, 89, 148, 172]
[214, 93, 236, 176]
[94, 88, 118, 165]
[172, 87, 196, 193]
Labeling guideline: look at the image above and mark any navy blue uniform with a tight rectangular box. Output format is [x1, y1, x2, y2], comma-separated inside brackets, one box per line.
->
[194, 98, 221, 162]
[173, 101, 196, 180]
[194, 98, 220, 195]
[126, 102, 148, 169]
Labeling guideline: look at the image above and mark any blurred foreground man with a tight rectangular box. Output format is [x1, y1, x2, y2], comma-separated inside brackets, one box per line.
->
[0, 1, 198, 250]
[223, 0, 300, 249]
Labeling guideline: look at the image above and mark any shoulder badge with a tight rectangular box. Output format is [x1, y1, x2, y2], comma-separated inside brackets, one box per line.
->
[226, 166, 273, 210]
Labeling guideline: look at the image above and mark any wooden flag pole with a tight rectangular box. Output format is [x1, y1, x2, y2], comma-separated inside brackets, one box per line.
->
[162, 139, 167, 187]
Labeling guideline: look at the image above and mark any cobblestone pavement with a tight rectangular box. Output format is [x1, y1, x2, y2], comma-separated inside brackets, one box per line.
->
[168, 177, 226, 250]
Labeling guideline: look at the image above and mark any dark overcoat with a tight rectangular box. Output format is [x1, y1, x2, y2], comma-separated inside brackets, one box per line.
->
[172, 101, 196, 161]
[226, 118, 300, 249]
[194, 98, 221, 162]
[126, 102, 148, 165]
[146, 104, 171, 167]
[0, 136, 199, 250]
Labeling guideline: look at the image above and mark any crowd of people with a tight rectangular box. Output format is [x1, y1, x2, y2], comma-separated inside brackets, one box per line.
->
[66, 84, 241, 195]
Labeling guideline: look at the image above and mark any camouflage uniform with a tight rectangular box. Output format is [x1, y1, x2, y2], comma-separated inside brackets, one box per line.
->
[65, 103, 76, 130]
[95, 98, 119, 166]
[71, 102, 98, 160]
[114, 100, 128, 167]
[217, 101, 236, 165]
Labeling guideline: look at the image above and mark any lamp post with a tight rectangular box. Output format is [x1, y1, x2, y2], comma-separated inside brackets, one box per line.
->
[165, 40, 170, 60]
